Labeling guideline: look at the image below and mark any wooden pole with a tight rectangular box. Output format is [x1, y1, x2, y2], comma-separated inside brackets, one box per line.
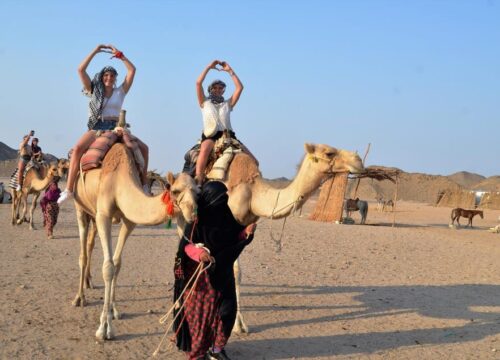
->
[351, 143, 371, 199]
[392, 175, 399, 227]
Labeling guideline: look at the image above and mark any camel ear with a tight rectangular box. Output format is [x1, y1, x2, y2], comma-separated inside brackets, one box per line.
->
[166, 171, 175, 186]
[304, 143, 315, 154]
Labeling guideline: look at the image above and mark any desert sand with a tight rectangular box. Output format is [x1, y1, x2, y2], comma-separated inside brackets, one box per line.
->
[2, 180, 500, 360]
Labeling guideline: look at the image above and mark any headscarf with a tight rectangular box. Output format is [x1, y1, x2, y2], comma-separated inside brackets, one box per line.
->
[207, 80, 226, 104]
[84, 66, 118, 130]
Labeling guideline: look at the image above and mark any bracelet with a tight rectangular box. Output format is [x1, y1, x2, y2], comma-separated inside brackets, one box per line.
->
[229, 70, 235, 76]
[112, 51, 124, 60]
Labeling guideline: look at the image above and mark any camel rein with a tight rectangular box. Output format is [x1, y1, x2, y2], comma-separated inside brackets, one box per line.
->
[267, 190, 304, 252]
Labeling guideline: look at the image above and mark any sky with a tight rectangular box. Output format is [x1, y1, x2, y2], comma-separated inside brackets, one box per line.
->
[0, 0, 498, 178]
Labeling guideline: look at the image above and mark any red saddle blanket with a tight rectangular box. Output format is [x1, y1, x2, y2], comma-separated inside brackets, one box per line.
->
[80, 131, 118, 172]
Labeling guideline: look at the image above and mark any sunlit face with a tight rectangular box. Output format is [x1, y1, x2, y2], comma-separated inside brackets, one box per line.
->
[210, 85, 225, 97]
[102, 71, 117, 87]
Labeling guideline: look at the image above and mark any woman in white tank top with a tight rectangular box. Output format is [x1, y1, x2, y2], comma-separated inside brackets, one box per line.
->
[195, 60, 244, 184]
[58, 44, 149, 204]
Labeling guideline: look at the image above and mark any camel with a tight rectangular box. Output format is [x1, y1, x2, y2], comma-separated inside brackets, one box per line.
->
[11, 162, 62, 230]
[212, 143, 364, 333]
[71, 143, 199, 340]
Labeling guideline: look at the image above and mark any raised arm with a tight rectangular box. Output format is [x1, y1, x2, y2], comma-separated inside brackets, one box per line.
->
[221, 61, 244, 108]
[19, 134, 30, 149]
[109, 45, 136, 94]
[196, 60, 220, 107]
[78, 44, 111, 93]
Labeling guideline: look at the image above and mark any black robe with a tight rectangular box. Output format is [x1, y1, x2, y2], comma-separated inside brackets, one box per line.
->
[173, 181, 253, 351]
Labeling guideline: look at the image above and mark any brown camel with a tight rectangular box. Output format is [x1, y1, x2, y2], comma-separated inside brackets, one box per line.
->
[11, 162, 61, 230]
[71, 143, 198, 340]
[209, 143, 363, 333]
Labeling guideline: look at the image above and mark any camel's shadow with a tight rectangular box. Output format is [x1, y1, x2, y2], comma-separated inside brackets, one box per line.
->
[233, 283, 500, 358]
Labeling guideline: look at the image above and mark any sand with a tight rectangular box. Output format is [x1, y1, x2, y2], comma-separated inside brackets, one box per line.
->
[2, 182, 500, 360]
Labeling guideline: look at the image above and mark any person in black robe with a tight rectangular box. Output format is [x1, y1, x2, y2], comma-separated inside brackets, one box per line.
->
[173, 181, 256, 360]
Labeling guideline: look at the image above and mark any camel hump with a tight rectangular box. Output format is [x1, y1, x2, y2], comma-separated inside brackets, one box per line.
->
[226, 152, 261, 190]
[101, 143, 135, 176]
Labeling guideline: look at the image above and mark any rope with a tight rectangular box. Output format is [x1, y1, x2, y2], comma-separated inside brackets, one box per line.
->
[268, 191, 303, 252]
[153, 261, 212, 357]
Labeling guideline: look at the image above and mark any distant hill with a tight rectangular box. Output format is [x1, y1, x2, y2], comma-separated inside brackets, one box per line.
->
[473, 176, 500, 192]
[0, 142, 18, 161]
[447, 171, 485, 189]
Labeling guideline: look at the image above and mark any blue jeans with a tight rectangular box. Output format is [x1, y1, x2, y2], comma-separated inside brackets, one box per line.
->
[92, 119, 117, 131]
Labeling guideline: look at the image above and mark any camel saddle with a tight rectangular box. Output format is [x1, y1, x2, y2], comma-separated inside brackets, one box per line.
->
[182, 131, 243, 181]
[80, 131, 119, 172]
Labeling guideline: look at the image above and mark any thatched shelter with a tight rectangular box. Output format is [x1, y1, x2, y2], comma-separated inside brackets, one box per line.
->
[310, 166, 401, 225]
[480, 192, 500, 209]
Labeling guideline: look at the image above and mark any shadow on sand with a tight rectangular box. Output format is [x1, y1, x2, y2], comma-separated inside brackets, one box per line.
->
[233, 282, 500, 358]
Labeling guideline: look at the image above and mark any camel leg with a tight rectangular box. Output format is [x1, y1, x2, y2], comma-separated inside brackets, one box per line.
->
[11, 192, 19, 225]
[72, 208, 90, 307]
[95, 212, 115, 340]
[232, 258, 248, 334]
[17, 192, 28, 225]
[29, 193, 40, 230]
[84, 219, 97, 289]
[109, 218, 136, 320]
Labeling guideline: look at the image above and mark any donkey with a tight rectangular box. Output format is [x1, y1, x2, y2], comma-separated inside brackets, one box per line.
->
[345, 198, 369, 224]
[450, 207, 484, 228]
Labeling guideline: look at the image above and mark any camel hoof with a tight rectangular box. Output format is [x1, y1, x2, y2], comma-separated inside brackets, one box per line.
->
[95, 326, 106, 341]
[113, 307, 121, 320]
[72, 295, 87, 307]
[84, 278, 94, 289]
[16, 219, 23, 225]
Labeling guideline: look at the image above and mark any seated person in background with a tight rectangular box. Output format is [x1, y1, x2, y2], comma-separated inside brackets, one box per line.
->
[31, 137, 43, 162]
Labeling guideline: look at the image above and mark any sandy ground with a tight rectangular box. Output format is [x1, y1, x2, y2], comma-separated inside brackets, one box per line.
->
[2, 180, 500, 360]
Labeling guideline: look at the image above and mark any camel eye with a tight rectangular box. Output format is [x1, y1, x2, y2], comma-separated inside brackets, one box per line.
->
[172, 190, 181, 196]
[324, 151, 335, 157]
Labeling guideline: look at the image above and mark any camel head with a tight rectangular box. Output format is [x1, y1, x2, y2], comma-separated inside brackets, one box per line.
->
[166, 172, 199, 224]
[46, 163, 60, 180]
[304, 143, 364, 175]
[57, 158, 70, 178]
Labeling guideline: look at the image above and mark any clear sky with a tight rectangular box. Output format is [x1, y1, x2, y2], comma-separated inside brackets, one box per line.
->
[0, 0, 498, 178]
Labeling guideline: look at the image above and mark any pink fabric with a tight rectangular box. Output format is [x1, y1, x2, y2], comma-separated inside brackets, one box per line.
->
[185, 244, 204, 262]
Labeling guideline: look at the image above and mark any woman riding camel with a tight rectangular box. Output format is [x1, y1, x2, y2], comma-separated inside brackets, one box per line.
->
[31, 137, 43, 162]
[173, 181, 256, 360]
[58, 44, 149, 204]
[195, 60, 256, 185]
[16, 131, 34, 191]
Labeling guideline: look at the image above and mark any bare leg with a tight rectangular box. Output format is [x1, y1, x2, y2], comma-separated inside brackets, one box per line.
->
[17, 160, 25, 187]
[66, 131, 97, 192]
[195, 139, 214, 184]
